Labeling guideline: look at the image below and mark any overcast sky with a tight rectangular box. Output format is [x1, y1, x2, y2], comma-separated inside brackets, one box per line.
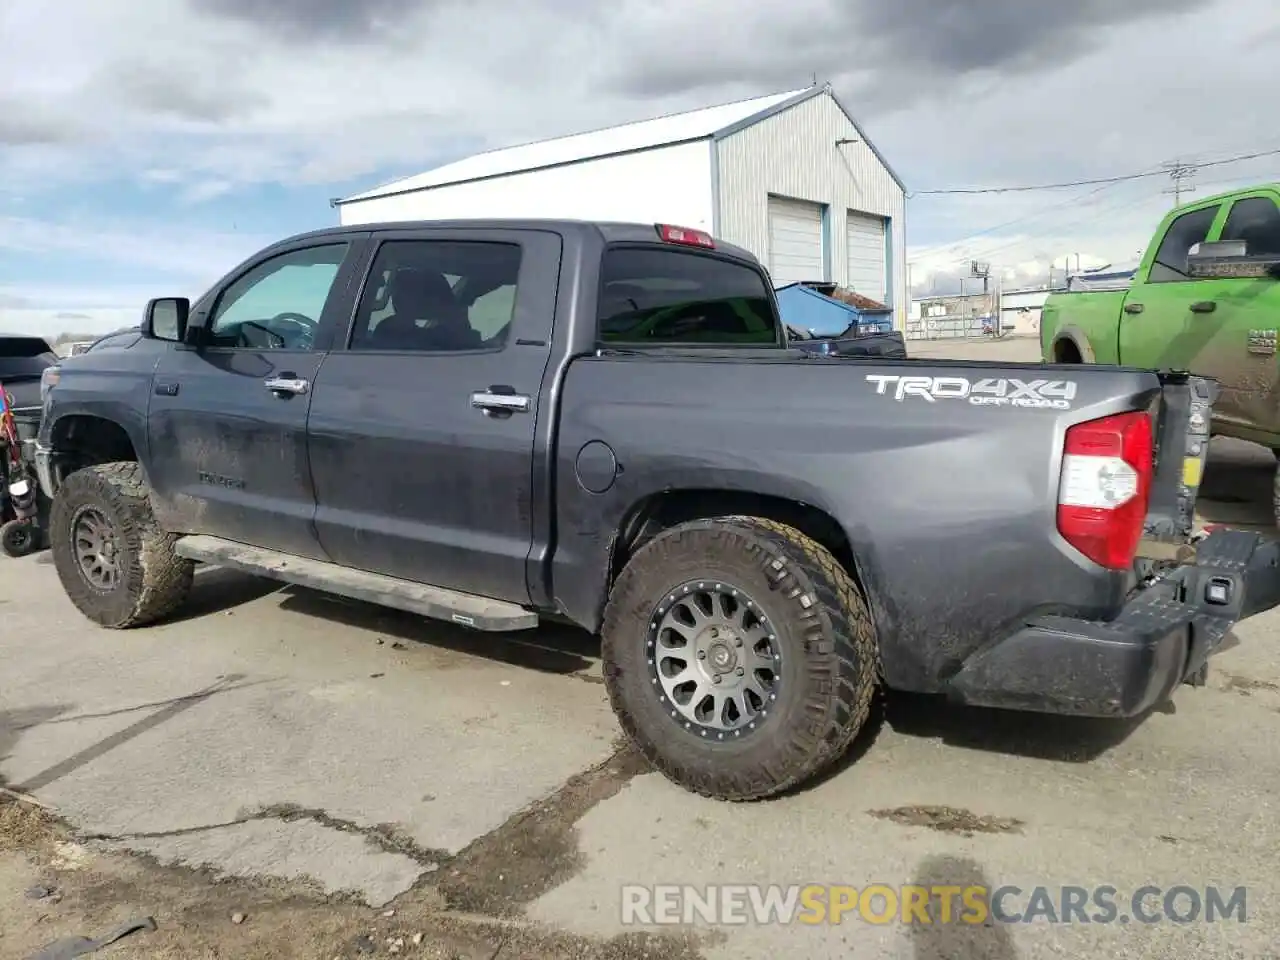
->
[2, 0, 1278, 334]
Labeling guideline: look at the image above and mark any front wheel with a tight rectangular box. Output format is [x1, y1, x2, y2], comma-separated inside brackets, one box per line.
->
[49, 462, 194, 628]
[601, 516, 879, 801]
[1, 518, 39, 558]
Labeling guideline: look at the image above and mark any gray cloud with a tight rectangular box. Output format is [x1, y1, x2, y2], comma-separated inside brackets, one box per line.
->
[0, 293, 34, 309]
[0, 100, 83, 146]
[105, 59, 267, 123]
[189, 0, 434, 41]
[857, 0, 1201, 75]
[603, 0, 1203, 116]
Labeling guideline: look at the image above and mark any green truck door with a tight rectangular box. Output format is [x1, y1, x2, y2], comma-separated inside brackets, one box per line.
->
[1193, 193, 1280, 444]
[1117, 201, 1224, 369]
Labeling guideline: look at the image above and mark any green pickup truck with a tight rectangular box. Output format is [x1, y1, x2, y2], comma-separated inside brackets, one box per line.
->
[1041, 184, 1280, 520]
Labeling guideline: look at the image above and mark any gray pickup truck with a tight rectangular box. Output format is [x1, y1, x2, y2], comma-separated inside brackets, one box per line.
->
[33, 219, 1280, 800]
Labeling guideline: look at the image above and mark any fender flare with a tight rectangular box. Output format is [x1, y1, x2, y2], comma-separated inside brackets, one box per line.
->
[1049, 325, 1097, 364]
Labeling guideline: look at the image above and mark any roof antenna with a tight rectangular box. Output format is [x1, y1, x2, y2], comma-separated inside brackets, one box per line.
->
[811, 72, 817, 86]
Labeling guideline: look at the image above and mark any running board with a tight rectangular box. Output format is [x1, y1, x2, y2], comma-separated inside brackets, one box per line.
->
[174, 535, 539, 632]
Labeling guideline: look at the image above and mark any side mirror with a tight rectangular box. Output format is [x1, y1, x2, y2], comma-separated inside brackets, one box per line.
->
[1187, 240, 1280, 279]
[141, 298, 189, 342]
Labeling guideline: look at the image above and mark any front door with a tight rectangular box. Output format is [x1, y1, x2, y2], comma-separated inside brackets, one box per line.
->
[147, 238, 367, 558]
[1117, 201, 1225, 370]
[306, 228, 561, 604]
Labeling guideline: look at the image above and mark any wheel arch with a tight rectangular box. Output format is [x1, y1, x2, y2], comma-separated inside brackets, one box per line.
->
[46, 413, 147, 494]
[1049, 326, 1096, 364]
[603, 488, 882, 635]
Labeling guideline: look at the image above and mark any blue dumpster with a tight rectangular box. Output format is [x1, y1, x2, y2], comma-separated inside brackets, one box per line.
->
[775, 282, 893, 339]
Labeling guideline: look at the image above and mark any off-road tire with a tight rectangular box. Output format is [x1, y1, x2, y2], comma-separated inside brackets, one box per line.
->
[601, 515, 879, 801]
[50, 462, 194, 628]
[0, 519, 38, 558]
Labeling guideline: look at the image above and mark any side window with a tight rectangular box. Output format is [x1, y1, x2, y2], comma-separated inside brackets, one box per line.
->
[1219, 197, 1280, 257]
[348, 240, 522, 353]
[1147, 206, 1220, 284]
[597, 248, 780, 346]
[209, 244, 349, 349]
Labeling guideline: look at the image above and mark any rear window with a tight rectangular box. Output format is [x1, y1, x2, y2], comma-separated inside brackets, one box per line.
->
[597, 247, 781, 346]
[0, 336, 57, 380]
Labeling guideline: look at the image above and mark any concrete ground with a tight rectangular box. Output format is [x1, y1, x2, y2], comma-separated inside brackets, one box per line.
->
[2, 335, 1278, 958]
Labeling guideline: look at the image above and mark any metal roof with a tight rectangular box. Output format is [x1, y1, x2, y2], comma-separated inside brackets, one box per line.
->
[338, 84, 905, 205]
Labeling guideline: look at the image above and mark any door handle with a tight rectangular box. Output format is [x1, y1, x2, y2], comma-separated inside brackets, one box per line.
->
[154, 381, 180, 397]
[471, 390, 530, 414]
[265, 374, 310, 396]
[1123, 303, 1145, 315]
[1190, 300, 1217, 314]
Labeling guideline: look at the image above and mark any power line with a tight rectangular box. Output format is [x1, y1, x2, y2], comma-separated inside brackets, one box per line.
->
[910, 179, 1128, 261]
[918, 184, 1163, 269]
[910, 147, 1280, 196]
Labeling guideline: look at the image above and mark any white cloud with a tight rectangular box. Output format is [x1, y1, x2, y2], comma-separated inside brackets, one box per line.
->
[0, 216, 270, 284]
[1, 0, 1278, 313]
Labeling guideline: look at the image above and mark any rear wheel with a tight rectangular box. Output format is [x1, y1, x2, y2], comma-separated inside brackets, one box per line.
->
[1053, 339, 1083, 363]
[601, 516, 879, 801]
[50, 462, 193, 628]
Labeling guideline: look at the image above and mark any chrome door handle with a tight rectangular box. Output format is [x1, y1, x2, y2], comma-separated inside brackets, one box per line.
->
[471, 391, 530, 413]
[265, 376, 310, 396]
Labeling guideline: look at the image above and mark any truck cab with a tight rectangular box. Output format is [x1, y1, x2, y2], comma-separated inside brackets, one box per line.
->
[1042, 184, 1280, 449]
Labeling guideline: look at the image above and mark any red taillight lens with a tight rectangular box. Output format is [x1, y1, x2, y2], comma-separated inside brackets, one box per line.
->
[1056, 411, 1154, 569]
[656, 223, 715, 248]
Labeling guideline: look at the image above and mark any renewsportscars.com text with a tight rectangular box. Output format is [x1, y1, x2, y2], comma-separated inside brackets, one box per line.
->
[621, 884, 1248, 926]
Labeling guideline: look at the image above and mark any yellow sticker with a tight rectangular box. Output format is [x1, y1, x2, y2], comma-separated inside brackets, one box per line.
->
[1183, 456, 1204, 488]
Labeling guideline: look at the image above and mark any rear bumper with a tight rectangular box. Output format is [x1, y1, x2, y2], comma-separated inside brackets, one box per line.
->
[947, 529, 1280, 717]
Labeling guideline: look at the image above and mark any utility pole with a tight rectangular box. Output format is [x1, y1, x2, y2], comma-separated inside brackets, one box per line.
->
[1162, 158, 1197, 207]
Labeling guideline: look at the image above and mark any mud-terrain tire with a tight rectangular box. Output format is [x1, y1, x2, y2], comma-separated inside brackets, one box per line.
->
[0, 519, 38, 558]
[50, 462, 194, 628]
[601, 515, 879, 801]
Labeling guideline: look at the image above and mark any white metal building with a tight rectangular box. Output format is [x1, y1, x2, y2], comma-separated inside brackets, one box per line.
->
[335, 84, 908, 327]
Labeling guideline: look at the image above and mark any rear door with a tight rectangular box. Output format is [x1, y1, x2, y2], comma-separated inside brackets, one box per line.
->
[1191, 191, 1280, 441]
[305, 227, 561, 604]
[1117, 200, 1225, 367]
[147, 237, 368, 558]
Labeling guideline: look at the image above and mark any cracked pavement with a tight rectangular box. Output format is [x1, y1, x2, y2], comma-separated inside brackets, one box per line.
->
[3, 342, 1280, 958]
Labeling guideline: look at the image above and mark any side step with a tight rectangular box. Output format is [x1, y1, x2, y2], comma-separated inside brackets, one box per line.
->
[174, 535, 539, 632]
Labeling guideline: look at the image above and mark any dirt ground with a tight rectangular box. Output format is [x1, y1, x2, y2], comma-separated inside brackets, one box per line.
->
[1, 761, 710, 960]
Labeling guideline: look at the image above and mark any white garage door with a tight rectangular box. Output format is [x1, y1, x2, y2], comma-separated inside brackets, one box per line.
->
[767, 197, 825, 285]
[845, 211, 888, 304]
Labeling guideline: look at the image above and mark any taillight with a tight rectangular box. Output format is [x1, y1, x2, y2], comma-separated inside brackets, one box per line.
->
[656, 224, 715, 249]
[1056, 411, 1153, 569]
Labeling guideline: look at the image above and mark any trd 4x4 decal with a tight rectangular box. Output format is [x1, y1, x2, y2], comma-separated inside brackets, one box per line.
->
[865, 374, 1078, 410]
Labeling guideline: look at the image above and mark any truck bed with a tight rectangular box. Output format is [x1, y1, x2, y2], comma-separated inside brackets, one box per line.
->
[551, 352, 1184, 694]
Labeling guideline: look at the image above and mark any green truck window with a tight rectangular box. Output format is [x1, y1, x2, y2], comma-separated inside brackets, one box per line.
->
[1219, 197, 1280, 257]
[1148, 206, 1220, 284]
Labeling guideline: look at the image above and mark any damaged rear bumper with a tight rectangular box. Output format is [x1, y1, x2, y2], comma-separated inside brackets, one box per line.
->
[947, 528, 1280, 717]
